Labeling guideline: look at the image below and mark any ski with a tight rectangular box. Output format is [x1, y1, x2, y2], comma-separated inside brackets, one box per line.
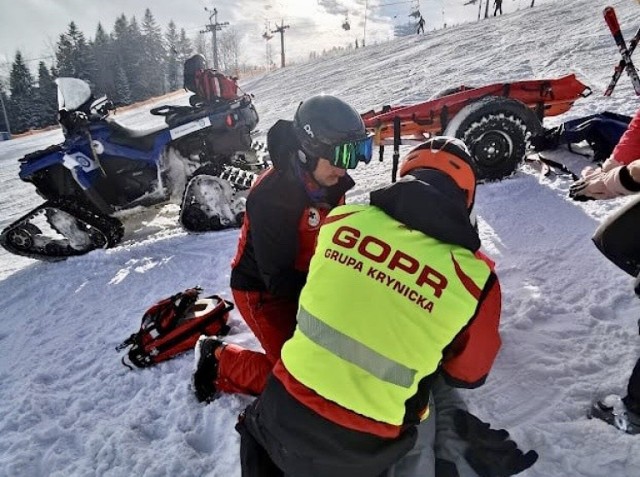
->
[604, 26, 640, 96]
[603, 6, 640, 96]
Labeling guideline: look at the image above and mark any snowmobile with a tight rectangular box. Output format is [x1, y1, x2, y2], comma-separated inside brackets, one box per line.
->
[361, 74, 591, 181]
[0, 77, 267, 261]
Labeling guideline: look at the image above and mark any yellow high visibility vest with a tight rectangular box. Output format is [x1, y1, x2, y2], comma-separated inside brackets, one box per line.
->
[281, 204, 492, 425]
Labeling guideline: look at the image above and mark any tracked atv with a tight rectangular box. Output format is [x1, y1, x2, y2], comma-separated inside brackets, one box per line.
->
[0, 78, 267, 261]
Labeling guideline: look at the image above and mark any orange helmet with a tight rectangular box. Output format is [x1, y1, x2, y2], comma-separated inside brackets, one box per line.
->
[399, 136, 477, 209]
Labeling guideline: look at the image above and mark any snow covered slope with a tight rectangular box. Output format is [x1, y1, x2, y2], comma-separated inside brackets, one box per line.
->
[1, 0, 640, 475]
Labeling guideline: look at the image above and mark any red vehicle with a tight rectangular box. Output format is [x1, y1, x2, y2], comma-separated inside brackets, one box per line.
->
[361, 74, 591, 180]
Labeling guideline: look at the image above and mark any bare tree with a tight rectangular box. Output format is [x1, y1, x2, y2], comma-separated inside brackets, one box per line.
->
[218, 27, 242, 75]
[266, 42, 275, 71]
[194, 34, 209, 63]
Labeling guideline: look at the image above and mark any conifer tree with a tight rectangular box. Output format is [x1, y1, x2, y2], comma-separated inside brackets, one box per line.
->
[9, 51, 36, 133]
[140, 9, 167, 97]
[114, 63, 132, 105]
[91, 23, 116, 98]
[165, 21, 181, 91]
[111, 14, 140, 103]
[7, 11, 198, 111]
[36, 61, 58, 127]
[126, 16, 147, 101]
[177, 28, 194, 63]
[56, 22, 95, 81]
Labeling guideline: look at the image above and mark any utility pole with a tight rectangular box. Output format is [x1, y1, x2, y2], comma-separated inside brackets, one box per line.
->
[203, 7, 229, 70]
[271, 20, 290, 68]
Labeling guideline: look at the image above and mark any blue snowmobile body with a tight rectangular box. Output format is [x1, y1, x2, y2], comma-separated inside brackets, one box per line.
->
[2, 77, 263, 261]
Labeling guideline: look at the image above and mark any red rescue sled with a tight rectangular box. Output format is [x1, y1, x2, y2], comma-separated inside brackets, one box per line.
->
[362, 74, 591, 180]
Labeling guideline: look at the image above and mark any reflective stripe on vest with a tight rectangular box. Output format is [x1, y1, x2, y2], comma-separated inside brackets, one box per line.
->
[297, 306, 417, 388]
[281, 204, 492, 425]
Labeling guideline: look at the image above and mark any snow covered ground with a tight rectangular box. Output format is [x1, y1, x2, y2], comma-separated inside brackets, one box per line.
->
[2, 0, 640, 475]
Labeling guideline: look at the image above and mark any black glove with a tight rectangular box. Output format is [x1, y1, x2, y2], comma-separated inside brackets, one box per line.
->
[453, 409, 538, 477]
[568, 179, 597, 201]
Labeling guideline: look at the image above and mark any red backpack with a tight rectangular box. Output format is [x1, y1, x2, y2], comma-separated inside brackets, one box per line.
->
[195, 69, 239, 101]
[116, 287, 233, 369]
[183, 54, 239, 102]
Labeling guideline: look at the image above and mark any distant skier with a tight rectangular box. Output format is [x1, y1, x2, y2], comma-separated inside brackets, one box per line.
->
[494, 0, 503, 16]
[417, 15, 426, 34]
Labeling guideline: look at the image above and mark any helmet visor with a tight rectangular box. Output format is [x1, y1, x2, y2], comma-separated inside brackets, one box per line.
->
[330, 135, 374, 169]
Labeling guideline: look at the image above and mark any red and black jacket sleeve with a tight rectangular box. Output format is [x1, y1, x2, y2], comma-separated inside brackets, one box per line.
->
[244, 172, 309, 300]
[231, 119, 355, 300]
[441, 271, 502, 388]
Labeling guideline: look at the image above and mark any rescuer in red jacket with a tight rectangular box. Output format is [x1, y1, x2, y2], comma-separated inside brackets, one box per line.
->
[234, 137, 537, 477]
[192, 95, 374, 402]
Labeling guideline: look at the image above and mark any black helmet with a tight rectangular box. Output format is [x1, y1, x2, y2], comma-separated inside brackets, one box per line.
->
[292, 95, 367, 168]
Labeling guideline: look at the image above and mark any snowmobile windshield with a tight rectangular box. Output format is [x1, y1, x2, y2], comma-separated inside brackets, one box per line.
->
[55, 78, 92, 112]
[330, 134, 374, 169]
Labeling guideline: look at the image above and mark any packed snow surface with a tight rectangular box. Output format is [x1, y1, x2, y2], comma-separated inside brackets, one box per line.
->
[2, 0, 640, 475]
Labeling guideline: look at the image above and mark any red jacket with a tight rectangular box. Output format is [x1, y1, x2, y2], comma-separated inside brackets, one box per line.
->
[230, 120, 354, 300]
[613, 107, 640, 165]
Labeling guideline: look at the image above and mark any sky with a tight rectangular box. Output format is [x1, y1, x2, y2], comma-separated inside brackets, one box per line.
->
[0, 0, 560, 77]
[3, 0, 640, 475]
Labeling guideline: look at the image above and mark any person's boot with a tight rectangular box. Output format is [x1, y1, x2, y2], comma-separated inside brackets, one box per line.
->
[589, 394, 640, 434]
[192, 335, 226, 403]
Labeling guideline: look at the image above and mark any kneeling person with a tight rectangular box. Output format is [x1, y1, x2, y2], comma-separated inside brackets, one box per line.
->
[236, 137, 512, 476]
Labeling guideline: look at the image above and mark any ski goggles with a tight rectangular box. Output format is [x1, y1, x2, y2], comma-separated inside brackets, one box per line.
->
[329, 135, 374, 169]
